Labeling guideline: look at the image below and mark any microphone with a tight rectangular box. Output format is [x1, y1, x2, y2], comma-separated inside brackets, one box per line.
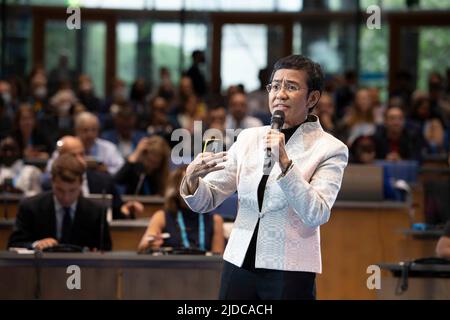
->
[264, 110, 285, 174]
[100, 188, 106, 252]
[135, 172, 146, 195]
[129, 172, 146, 219]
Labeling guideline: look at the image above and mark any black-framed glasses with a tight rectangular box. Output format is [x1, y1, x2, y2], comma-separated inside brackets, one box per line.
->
[266, 83, 308, 94]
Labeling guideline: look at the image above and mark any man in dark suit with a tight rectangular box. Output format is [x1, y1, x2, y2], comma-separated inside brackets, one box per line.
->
[8, 153, 112, 251]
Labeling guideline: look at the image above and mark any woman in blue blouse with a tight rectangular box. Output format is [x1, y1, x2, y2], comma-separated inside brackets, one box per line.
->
[137, 166, 224, 254]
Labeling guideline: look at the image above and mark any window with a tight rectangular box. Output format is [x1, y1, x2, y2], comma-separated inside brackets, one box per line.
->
[151, 23, 207, 86]
[221, 24, 267, 92]
[117, 22, 138, 87]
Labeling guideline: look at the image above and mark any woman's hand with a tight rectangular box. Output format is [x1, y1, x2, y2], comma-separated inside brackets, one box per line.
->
[128, 138, 149, 163]
[185, 152, 227, 194]
[137, 233, 164, 253]
[265, 129, 291, 171]
[121, 201, 144, 218]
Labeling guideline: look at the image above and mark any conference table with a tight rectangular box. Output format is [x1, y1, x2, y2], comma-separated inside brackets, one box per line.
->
[0, 251, 223, 300]
[317, 200, 438, 300]
[0, 195, 440, 300]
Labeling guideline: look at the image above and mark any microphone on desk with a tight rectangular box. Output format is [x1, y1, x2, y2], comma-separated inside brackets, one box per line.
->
[263, 110, 285, 174]
[1, 177, 14, 219]
[135, 173, 146, 195]
[2, 188, 7, 220]
[128, 173, 146, 220]
[100, 188, 106, 253]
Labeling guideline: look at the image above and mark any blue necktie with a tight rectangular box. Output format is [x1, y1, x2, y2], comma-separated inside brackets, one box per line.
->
[61, 207, 72, 244]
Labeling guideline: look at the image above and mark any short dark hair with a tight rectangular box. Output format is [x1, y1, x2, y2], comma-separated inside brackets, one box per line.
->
[270, 54, 324, 95]
[51, 153, 85, 183]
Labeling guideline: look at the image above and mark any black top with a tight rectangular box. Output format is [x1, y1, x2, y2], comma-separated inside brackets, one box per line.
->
[13, 128, 54, 155]
[114, 160, 162, 196]
[242, 122, 302, 271]
[86, 169, 126, 220]
[163, 207, 214, 251]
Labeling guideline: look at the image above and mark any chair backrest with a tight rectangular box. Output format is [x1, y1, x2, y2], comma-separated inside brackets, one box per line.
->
[337, 164, 384, 202]
[424, 180, 450, 225]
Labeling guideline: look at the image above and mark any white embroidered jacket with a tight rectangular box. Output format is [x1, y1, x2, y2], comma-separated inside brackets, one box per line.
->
[180, 115, 349, 273]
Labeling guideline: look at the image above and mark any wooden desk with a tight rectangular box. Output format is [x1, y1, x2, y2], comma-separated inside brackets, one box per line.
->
[316, 201, 434, 300]
[0, 251, 223, 299]
[122, 195, 164, 218]
[0, 193, 22, 220]
[110, 219, 148, 251]
[0, 220, 14, 250]
[377, 262, 450, 299]
[0, 198, 439, 300]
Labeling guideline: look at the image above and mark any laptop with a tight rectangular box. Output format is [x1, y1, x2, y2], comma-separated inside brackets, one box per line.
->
[337, 164, 384, 202]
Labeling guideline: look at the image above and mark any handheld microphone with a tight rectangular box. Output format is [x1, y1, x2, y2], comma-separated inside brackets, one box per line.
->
[264, 110, 285, 174]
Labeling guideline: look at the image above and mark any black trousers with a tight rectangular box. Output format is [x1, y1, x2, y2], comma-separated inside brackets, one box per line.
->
[218, 261, 316, 300]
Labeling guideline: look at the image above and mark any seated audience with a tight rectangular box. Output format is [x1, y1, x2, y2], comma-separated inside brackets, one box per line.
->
[137, 166, 224, 254]
[0, 136, 42, 196]
[247, 68, 271, 124]
[145, 95, 177, 146]
[0, 95, 12, 140]
[8, 153, 112, 251]
[421, 117, 448, 160]
[49, 88, 78, 132]
[13, 104, 53, 160]
[115, 135, 170, 196]
[225, 91, 262, 131]
[349, 135, 376, 164]
[101, 104, 146, 158]
[77, 74, 101, 113]
[204, 105, 234, 148]
[155, 67, 175, 105]
[336, 88, 376, 145]
[315, 92, 337, 135]
[74, 111, 124, 174]
[373, 106, 423, 161]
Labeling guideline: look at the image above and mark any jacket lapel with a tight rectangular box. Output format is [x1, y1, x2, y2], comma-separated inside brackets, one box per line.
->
[44, 192, 57, 239]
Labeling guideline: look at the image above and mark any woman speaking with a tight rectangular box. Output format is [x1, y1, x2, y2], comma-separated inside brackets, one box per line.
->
[180, 55, 349, 300]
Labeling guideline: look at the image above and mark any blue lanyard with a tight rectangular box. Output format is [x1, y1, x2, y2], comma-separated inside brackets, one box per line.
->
[177, 210, 205, 250]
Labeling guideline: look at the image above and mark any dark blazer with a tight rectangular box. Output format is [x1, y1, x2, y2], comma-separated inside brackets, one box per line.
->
[86, 169, 125, 219]
[114, 161, 163, 196]
[8, 191, 112, 250]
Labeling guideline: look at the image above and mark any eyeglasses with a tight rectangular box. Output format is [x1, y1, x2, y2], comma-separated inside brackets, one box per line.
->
[266, 82, 308, 94]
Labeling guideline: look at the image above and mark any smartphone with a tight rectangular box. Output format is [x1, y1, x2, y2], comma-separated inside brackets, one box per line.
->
[146, 233, 171, 243]
[86, 156, 103, 169]
[202, 138, 223, 153]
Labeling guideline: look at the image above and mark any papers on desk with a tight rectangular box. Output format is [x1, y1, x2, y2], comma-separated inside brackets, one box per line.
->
[9, 247, 35, 254]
